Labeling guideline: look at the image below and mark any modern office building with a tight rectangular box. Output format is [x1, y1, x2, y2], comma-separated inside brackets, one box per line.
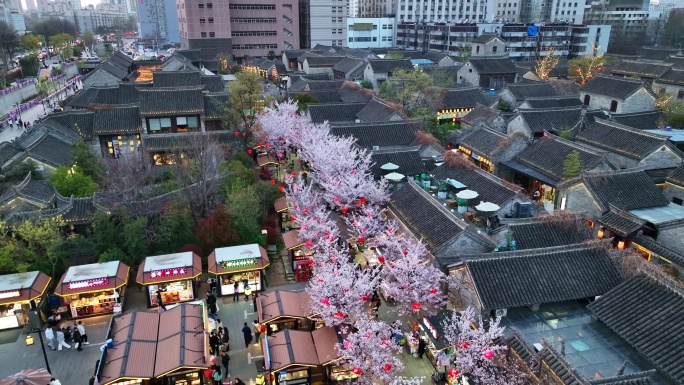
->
[308, 0, 347, 47]
[347, 17, 395, 48]
[137, 0, 180, 45]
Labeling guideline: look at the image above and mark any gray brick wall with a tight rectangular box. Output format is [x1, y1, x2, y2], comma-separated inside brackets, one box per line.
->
[581, 88, 656, 114]
[457, 63, 480, 86]
[663, 183, 684, 203]
[639, 146, 683, 170]
[506, 114, 531, 138]
[558, 182, 603, 218]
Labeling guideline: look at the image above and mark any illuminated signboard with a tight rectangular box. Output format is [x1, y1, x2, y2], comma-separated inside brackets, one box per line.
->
[0, 290, 21, 299]
[220, 258, 258, 269]
[67, 278, 110, 290]
[423, 318, 438, 339]
[149, 267, 188, 279]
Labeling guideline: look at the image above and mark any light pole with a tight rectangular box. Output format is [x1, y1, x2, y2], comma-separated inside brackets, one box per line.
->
[25, 310, 51, 374]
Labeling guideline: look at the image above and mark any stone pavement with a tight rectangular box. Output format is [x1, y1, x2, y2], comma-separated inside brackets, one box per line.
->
[0, 314, 113, 384]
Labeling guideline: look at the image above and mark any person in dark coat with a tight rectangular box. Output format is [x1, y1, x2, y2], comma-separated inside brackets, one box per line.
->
[156, 290, 166, 310]
[208, 301, 217, 318]
[209, 331, 220, 355]
[241, 322, 252, 348]
[73, 328, 83, 351]
[220, 350, 230, 378]
[417, 337, 427, 359]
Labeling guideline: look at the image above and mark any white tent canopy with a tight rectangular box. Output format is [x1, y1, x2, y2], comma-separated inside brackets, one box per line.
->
[380, 162, 400, 171]
[384, 172, 405, 181]
[456, 189, 479, 200]
[475, 201, 500, 212]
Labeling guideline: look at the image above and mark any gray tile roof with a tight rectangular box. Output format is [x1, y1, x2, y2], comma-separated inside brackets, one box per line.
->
[367, 59, 414, 73]
[48, 111, 95, 139]
[330, 121, 420, 149]
[332, 57, 364, 73]
[370, 148, 427, 178]
[598, 209, 645, 236]
[0, 173, 56, 206]
[461, 105, 501, 126]
[0, 142, 23, 170]
[25, 134, 73, 167]
[539, 345, 589, 385]
[338, 84, 374, 103]
[523, 96, 583, 109]
[441, 87, 500, 109]
[664, 56, 684, 70]
[632, 234, 684, 267]
[610, 60, 672, 78]
[142, 132, 231, 151]
[655, 68, 684, 86]
[576, 119, 669, 160]
[304, 56, 346, 67]
[471, 32, 500, 44]
[517, 106, 583, 133]
[152, 71, 202, 88]
[389, 181, 465, 251]
[504, 217, 593, 250]
[465, 245, 622, 310]
[431, 163, 519, 206]
[201, 75, 225, 92]
[515, 136, 605, 182]
[161, 53, 199, 71]
[307, 102, 367, 124]
[580, 75, 649, 100]
[581, 170, 669, 211]
[638, 47, 682, 61]
[83, 67, 122, 88]
[355, 98, 400, 122]
[176, 49, 201, 62]
[203, 93, 227, 120]
[665, 164, 684, 187]
[610, 110, 663, 130]
[305, 80, 343, 91]
[588, 273, 684, 384]
[138, 86, 204, 116]
[92, 105, 141, 135]
[589, 371, 656, 385]
[457, 126, 507, 157]
[467, 57, 518, 75]
[290, 90, 341, 103]
[506, 82, 561, 101]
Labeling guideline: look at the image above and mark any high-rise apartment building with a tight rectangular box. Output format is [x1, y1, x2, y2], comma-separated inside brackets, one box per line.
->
[584, 0, 662, 49]
[348, 0, 392, 17]
[395, 0, 496, 23]
[178, 0, 299, 59]
[309, 0, 347, 46]
[138, 0, 180, 44]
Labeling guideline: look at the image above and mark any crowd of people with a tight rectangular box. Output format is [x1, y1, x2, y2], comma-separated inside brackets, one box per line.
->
[44, 314, 89, 352]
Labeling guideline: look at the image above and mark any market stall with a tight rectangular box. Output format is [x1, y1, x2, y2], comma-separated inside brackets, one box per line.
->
[54, 261, 129, 318]
[274, 197, 295, 231]
[420, 310, 455, 371]
[0, 271, 51, 330]
[207, 244, 270, 297]
[257, 290, 314, 335]
[263, 329, 324, 385]
[136, 252, 203, 308]
[95, 303, 209, 385]
[282, 230, 313, 282]
[312, 326, 359, 384]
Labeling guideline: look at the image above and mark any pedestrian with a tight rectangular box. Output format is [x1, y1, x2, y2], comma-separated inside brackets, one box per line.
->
[221, 326, 229, 349]
[208, 277, 217, 295]
[234, 378, 246, 385]
[209, 331, 220, 355]
[215, 318, 223, 332]
[49, 378, 62, 385]
[208, 301, 217, 319]
[88, 376, 96, 385]
[241, 322, 252, 348]
[417, 337, 427, 359]
[77, 321, 89, 344]
[55, 325, 70, 350]
[233, 282, 239, 302]
[211, 364, 222, 385]
[220, 349, 230, 378]
[156, 290, 166, 310]
[73, 327, 83, 351]
[45, 327, 55, 350]
[253, 320, 261, 345]
[17, 118, 22, 127]
[207, 291, 216, 305]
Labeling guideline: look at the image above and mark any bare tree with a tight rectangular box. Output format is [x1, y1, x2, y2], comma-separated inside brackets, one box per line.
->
[0, 21, 18, 73]
[99, 154, 154, 202]
[171, 133, 230, 221]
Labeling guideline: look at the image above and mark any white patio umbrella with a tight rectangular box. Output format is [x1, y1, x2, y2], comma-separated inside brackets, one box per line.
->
[384, 172, 405, 181]
[380, 162, 400, 171]
[475, 201, 500, 212]
[456, 189, 479, 200]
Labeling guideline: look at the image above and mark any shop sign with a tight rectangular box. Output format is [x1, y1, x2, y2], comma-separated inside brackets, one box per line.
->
[68, 278, 110, 290]
[0, 290, 20, 299]
[264, 332, 271, 370]
[220, 258, 258, 269]
[150, 267, 188, 279]
[423, 318, 438, 339]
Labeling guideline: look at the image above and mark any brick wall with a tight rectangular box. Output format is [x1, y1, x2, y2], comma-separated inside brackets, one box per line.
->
[457, 63, 480, 87]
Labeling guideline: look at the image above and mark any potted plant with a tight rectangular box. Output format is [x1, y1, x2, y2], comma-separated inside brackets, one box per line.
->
[437, 180, 447, 199]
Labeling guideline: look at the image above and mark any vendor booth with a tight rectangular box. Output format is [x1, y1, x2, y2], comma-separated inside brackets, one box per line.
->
[54, 261, 129, 318]
[257, 290, 314, 335]
[136, 252, 203, 308]
[420, 310, 455, 371]
[208, 244, 270, 297]
[274, 197, 295, 231]
[95, 303, 209, 385]
[312, 327, 358, 384]
[0, 271, 51, 329]
[282, 231, 312, 282]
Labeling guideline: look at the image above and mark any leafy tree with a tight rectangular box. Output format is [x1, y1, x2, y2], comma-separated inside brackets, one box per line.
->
[557, 128, 575, 141]
[92, 210, 148, 266]
[428, 68, 455, 88]
[216, 53, 233, 74]
[224, 71, 265, 150]
[661, 8, 684, 47]
[14, 218, 69, 278]
[19, 34, 45, 53]
[562, 150, 582, 179]
[662, 99, 684, 128]
[385, 52, 404, 59]
[414, 107, 458, 141]
[32, 18, 77, 40]
[254, 180, 282, 213]
[37, 77, 56, 98]
[49, 33, 74, 59]
[48, 165, 98, 197]
[226, 178, 262, 242]
[19, 55, 40, 78]
[217, 159, 258, 198]
[378, 69, 438, 116]
[231, 152, 255, 169]
[569, 44, 606, 85]
[70, 142, 104, 184]
[0, 21, 18, 73]
[267, 50, 276, 60]
[496, 100, 513, 112]
[0, 236, 35, 274]
[151, 202, 196, 253]
[82, 32, 95, 52]
[195, 202, 239, 251]
[360, 79, 373, 89]
[292, 93, 319, 113]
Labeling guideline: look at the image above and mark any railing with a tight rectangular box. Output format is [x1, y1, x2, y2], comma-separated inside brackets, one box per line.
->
[0, 79, 36, 96]
[2, 75, 82, 124]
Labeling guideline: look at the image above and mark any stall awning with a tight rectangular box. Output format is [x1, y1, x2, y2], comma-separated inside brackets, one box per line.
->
[420, 310, 456, 351]
[501, 160, 559, 187]
[282, 230, 304, 251]
[264, 329, 320, 372]
[208, 244, 270, 275]
[257, 154, 279, 167]
[274, 197, 290, 213]
[312, 327, 343, 366]
[98, 303, 207, 385]
[0, 271, 51, 306]
[257, 290, 313, 324]
[54, 261, 130, 297]
[136, 252, 203, 285]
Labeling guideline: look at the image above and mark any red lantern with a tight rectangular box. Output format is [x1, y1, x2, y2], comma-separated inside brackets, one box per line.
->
[352, 367, 362, 375]
[278, 136, 284, 141]
[412, 302, 422, 311]
[430, 288, 438, 294]
[448, 368, 459, 378]
[316, 278, 323, 283]
[360, 197, 367, 204]
[357, 237, 365, 244]
[305, 240, 313, 247]
[234, 131, 240, 136]
[341, 208, 348, 214]
[320, 298, 330, 305]
[377, 256, 385, 264]
[461, 342, 469, 349]
[334, 312, 345, 319]
[278, 186, 285, 193]
[361, 294, 370, 302]
[382, 364, 392, 372]
[247, 149, 253, 154]
[266, 143, 271, 148]
[258, 142, 263, 147]
[303, 208, 309, 213]
[291, 171, 297, 176]
[483, 349, 495, 359]
[307, 259, 314, 266]
[270, 179, 276, 184]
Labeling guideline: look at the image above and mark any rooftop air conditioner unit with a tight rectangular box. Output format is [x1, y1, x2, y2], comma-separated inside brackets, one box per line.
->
[372, 145, 380, 151]
[355, 118, 361, 123]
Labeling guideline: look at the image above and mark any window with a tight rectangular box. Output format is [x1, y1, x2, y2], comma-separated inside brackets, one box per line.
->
[229, 4, 275, 8]
[674, 197, 683, 206]
[206, 2, 212, 7]
[678, 90, 684, 100]
[201, 32, 207, 37]
[209, 32, 215, 37]
[469, 68, 472, 73]
[476, 45, 480, 53]
[208, 18, 214, 23]
[198, 3, 204, 7]
[148, 118, 172, 132]
[583, 94, 590, 105]
[492, 46, 497, 53]
[349, 37, 353, 42]
[610, 100, 618, 112]
[200, 18, 206, 23]
[231, 18, 277, 23]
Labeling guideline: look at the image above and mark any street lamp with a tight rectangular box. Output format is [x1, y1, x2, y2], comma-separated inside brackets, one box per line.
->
[26, 310, 52, 374]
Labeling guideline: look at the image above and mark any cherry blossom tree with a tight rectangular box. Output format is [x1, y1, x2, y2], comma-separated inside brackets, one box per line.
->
[336, 318, 405, 384]
[441, 307, 527, 385]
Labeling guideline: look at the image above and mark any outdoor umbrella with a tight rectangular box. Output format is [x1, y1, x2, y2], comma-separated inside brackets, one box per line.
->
[0, 369, 52, 385]
[475, 201, 500, 212]
[456, 189, 479, 199]
[384, 172, 405, 181]
[380, 162, 400, 171]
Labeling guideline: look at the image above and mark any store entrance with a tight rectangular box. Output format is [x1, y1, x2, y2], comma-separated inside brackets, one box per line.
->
[294, 261, 312, 282]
